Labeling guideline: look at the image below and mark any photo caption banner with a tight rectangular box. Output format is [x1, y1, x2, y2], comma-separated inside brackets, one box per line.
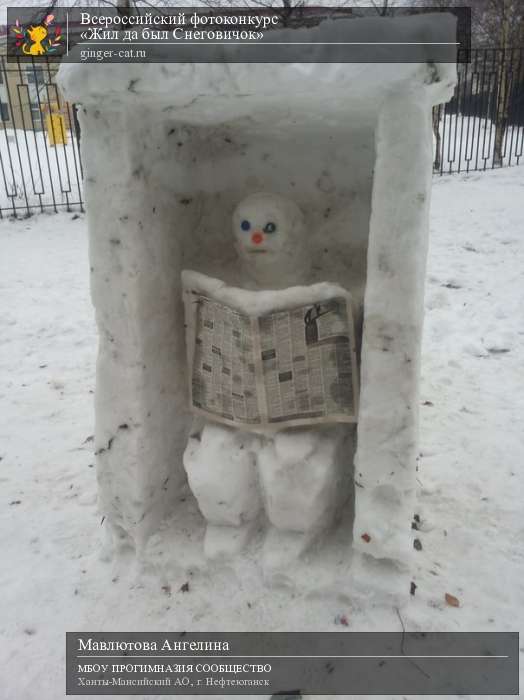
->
[7, 6, 471, 63]
[66, 631, 518, 695]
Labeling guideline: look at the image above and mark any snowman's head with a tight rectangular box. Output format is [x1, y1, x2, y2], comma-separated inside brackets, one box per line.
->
[232, 192, 305, 262]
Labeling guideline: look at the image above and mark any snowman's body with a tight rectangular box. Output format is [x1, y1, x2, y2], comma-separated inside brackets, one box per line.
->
[183, 193, 352, 572]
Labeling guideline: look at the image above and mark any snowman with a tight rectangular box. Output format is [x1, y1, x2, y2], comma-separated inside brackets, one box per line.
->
[183, 193, 352, 570]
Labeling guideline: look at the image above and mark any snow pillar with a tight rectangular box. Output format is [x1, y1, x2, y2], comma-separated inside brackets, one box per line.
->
[80, 105, 192, 554]
[352, 90, 433, 596]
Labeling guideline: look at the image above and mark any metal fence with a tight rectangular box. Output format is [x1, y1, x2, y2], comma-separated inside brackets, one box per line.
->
[0, 56, 83, 218]
[1, 50, 523, 217]
[434, 47, 524, 174]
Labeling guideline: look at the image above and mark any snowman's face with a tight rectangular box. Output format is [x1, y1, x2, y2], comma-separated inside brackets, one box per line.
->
[232, 193, 303, 259]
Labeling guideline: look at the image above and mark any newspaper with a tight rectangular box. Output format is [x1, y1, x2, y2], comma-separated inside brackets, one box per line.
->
[182, 271, 359, 430]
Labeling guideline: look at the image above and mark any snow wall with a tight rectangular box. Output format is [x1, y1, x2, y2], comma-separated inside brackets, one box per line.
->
[59, 13, 457, 600]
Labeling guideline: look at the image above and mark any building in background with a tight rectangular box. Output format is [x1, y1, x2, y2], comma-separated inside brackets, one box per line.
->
[0, 25, 70, 132]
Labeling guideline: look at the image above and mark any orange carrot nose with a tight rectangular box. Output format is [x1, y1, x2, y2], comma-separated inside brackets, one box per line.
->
[251, 231, 264, 245]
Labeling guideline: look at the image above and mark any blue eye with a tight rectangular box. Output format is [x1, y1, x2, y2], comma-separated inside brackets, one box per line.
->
[264, 222, 277, 234]
[241, 220, 251, 231]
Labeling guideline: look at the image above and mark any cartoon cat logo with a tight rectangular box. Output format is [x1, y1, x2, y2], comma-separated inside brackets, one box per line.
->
[23, 25, 48, 55]
[12, 15, 62, 56]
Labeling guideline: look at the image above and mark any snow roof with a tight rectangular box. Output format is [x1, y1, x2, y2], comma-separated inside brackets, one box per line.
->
[59, 13, 457, 128]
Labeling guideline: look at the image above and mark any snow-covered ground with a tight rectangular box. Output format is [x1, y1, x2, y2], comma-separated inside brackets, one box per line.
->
[0, 127, 83, 215]
[435, 114, 524, 173]
[0, 166, 523, 699]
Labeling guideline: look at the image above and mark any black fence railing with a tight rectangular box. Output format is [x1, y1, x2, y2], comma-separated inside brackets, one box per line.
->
[0, 50, 523, 217]
[0, 57, 83, 218]
[434, 47, 524, 174]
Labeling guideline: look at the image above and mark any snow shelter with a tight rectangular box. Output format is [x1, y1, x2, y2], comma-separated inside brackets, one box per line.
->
[59, 13, 457, 601]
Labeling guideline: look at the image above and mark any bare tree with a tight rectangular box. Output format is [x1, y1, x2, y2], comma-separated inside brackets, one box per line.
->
[476, 1, 524, 164]
[432, 104, 442, 172]
[417, 0, 524, 167]
[370, 0, 391, 17]
[117, 0, 133, 17]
